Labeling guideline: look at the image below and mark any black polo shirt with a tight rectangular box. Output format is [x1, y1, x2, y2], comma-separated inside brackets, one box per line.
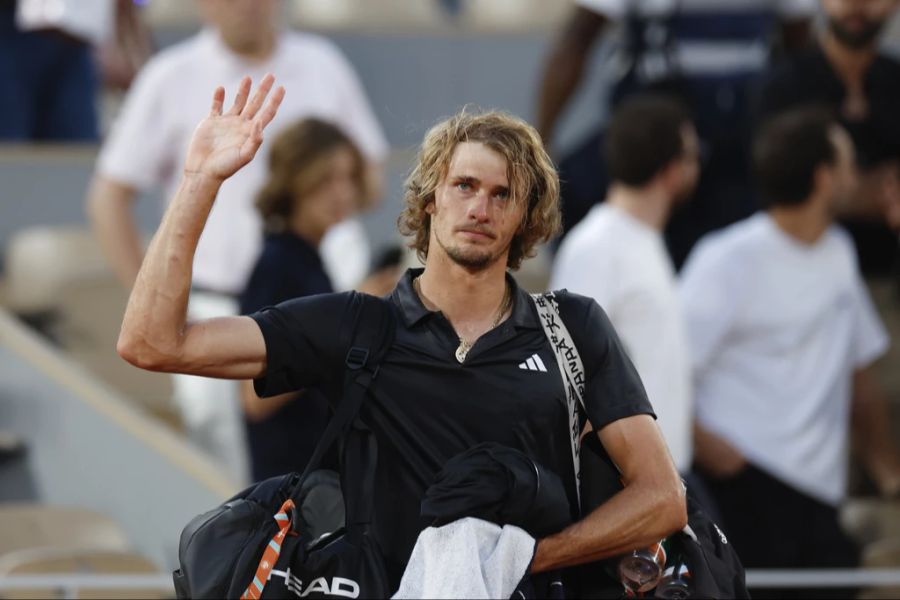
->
[250, 268, 654, 588]
[758, 45, 900, 276]
[240, 231, 334, 482]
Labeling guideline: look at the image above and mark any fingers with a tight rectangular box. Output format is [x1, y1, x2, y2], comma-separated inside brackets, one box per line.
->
[241, 73, 275, 120]
[256, 85, 286, 130]
[226, 76, 252, 116]
[209, 86, 225, 117]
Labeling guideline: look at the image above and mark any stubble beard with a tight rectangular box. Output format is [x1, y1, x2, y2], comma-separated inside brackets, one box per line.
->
[829, 17, 884, 50]
[434, 229, 506, 271]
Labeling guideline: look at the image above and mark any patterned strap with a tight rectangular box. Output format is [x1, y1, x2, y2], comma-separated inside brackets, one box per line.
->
[241, 499, 296, 600]
[531, 292, 587, 513]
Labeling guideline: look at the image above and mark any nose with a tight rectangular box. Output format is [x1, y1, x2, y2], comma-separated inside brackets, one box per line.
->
[466, 190, 490, 223]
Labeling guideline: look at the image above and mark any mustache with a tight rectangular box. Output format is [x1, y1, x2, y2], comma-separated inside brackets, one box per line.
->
[455, 225, 497, 239]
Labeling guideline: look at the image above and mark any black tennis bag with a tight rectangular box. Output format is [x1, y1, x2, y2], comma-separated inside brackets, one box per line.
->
[576, 435, 749, 599]
[173, 293, 395, 599]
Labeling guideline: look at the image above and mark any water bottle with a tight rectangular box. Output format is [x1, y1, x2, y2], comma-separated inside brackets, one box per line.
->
[617, 540, 667, 593]
[654, 562, 693, 599]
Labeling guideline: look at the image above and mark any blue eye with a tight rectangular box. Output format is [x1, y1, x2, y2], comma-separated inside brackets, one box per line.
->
[457, 182, 472, 192]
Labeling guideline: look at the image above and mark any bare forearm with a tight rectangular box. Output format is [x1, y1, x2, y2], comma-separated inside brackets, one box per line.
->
[852, 369, 900, 492]
[118, 172, 222, 366]
[86, 177, 145, 288]
[531, 479, 686, 572]
[536, 9, 606, 141]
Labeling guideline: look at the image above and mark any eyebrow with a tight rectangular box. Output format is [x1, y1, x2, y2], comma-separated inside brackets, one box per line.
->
[451, 175, 510, 195]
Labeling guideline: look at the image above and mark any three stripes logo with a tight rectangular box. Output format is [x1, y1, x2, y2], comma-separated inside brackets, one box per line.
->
[519, 353, 547, 372]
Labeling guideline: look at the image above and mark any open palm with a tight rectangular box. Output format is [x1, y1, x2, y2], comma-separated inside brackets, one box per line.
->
[184, 74, 285, 180]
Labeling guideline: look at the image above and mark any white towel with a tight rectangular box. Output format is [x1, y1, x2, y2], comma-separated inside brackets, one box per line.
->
[392, 517, 537, 599]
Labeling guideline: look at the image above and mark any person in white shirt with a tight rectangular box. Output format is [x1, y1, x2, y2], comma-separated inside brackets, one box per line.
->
[551, 95, 699, 473]
[682, 107, 900, 591]
[537, 0, 817, 268]
[86, 0, 388, 484]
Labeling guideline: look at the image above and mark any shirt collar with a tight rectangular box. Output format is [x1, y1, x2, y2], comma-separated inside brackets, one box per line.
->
[391, 268, 541, 330]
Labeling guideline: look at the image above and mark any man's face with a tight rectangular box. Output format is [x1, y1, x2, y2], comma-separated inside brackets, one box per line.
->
[197, 0, 278, 52]
[822, 0, 899, 49]
[671, 124, 701, 204]
[826, 125, 860, 211]
[426, 142, 526, 271]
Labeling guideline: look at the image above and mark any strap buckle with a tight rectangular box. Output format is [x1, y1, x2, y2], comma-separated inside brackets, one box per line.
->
[345, 346, 369, 370]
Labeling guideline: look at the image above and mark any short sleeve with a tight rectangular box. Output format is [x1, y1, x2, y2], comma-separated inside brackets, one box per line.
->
[317, 44, 388, 162]
[850, 274, 890, 368]
[561, 294, 655, 430]
[575, 0, 626, 18]
[679, 237, 743, 371]
[96, 57, 177, 189]
[250, 292, 357, 397]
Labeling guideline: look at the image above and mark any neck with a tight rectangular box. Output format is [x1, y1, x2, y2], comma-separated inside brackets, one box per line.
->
[768, 199, 831, 244]
[606, 182, 671, 231]
[287, 213, 324, 248]
[821, 30, 876, 85]
[417, 250, 510, 331]
[219, 29, 277, 62]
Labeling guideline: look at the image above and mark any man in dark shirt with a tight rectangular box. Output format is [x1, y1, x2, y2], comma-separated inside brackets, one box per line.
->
[116, 75, 687, 592]
[759, 0, 900, 276]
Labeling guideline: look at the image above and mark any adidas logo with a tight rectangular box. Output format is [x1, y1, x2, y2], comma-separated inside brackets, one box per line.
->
[519, 353, 547, 372]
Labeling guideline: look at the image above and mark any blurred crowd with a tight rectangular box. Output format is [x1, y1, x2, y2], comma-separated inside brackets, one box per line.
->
[3, 0, 900, 596]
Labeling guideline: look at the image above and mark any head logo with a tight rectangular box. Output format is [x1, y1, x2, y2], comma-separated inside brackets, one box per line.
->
[268, 568, 360, 599]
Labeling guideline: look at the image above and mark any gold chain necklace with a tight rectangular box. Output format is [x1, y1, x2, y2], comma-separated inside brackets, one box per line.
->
[413, 276, 511, 364]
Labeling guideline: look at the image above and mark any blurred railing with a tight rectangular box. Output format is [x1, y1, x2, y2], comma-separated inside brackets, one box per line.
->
[3, 569, 900, 598]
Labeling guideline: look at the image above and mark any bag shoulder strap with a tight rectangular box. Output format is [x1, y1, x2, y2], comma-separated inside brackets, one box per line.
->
[531, 291, 587, 512]
[296, 293, 395, 484]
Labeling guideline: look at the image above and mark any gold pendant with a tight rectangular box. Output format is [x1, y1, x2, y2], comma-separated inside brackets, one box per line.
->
[455, 342, 469, 364]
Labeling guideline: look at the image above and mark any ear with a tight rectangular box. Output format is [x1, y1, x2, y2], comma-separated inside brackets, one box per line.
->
[660, 159, 682, 189]
[813, 163, 833, 196]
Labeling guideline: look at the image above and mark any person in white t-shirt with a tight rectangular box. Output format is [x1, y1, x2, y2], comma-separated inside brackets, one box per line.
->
[682, 107, 900, 590]
[550, 95, 699, 473]
[537, 0, 817, 268]
[86, 0, 388, 484]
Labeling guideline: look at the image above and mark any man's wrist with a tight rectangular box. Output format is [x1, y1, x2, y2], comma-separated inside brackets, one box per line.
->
[182, 169, 225, 187]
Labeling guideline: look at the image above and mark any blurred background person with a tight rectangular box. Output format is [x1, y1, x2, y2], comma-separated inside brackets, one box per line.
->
[537, 0, 816, 267]
[85, 0, 388, 484]
[760, 0, 900, 277]
[683, 107, 900, 598]
[0, 0, 151, 141]
[759, 0, 900, 440]
[239, 118, 364, 482]
[550, 95, 699, 475]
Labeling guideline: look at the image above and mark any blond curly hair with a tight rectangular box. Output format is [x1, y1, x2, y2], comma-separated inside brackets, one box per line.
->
[398, 109, 561, 270]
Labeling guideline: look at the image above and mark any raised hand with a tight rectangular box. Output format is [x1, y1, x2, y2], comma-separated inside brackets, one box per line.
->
[183, 74, 285, 181]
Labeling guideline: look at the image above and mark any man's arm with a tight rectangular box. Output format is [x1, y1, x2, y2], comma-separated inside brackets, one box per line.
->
[531, 414, 687, 571]
[240, 380, 299, 422]
[851, 366, 900, 497]
[86, 176, 145, 288]
[117, 75, 285, 379]
[693, 420, 746, 479]
[535, 6, 608, 142]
